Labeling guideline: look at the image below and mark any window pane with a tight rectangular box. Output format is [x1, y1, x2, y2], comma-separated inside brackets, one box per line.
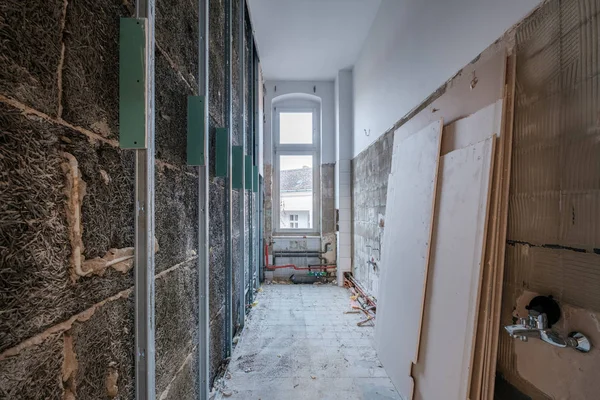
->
[280, 155, 312, 229]
[279, 112, 313, 144]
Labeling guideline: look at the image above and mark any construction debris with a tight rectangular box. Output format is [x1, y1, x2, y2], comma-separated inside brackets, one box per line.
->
[344, 272, 377, 326]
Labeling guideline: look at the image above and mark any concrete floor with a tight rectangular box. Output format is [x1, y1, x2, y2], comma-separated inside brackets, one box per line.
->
[215, 283, 401, 399]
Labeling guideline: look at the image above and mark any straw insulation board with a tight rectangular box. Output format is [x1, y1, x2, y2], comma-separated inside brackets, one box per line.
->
[374, 120, 443, 399]
[412, 136, 496, 400]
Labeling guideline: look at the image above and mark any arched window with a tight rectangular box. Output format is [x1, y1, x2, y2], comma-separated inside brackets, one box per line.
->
[272, 95, 320, 233]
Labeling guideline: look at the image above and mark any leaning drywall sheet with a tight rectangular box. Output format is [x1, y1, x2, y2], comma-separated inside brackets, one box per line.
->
[412, 136, 496, 400]
[375, 120, 443, 399]
[441, 100, 502, 155]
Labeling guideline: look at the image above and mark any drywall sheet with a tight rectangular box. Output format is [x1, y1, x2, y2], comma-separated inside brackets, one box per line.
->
[441, 100, 502, 155]
[375, 120, 443, 399]
[412, 136, 495, 400]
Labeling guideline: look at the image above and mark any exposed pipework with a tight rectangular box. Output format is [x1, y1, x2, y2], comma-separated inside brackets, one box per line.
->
[265, 244, 336, 271]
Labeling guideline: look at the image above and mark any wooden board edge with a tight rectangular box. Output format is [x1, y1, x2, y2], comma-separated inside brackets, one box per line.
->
[483, 52, 517, 400]
[409, 119, 444, 400]
[467, 135, 501, 399]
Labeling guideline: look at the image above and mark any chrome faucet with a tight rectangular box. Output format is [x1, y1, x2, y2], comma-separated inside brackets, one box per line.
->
[504, 296, 591, 353]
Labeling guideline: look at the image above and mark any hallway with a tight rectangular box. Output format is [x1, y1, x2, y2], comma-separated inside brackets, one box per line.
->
[216, 284, 401, 399]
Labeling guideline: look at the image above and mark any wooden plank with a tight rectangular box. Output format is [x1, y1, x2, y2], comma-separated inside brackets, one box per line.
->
[467, 109, 506, 400]
[483, 53, 516, 400]
[468, 142, 502, 400]
[375, 120, 443, 399]
[413, 136, 496, 400]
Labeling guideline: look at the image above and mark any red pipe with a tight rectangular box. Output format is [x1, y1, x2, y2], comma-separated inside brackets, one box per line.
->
[265, 244, 336, 271]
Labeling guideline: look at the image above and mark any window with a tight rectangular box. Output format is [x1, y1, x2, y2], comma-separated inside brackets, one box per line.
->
[279, 112, 313, 144]
[273, 104, 320, 233]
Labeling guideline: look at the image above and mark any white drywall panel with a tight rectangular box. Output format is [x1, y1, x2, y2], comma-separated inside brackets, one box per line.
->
[374, 120, 443, 398]
[412, 136, 495, 400]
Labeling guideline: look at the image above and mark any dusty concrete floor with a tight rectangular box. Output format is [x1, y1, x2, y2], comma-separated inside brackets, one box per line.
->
[215, 283, 401, 399]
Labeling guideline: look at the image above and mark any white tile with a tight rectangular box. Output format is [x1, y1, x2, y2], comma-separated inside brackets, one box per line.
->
[338, 159, 351, 173]
[339, 233, 351, 246]
[339, 184, 351, 197]
[338, 220, 351, 233]
[338, 257, 351, 271]
[338, 210, 351, 221]
[339, 245, 352, 257]
[339, 196, 351, 210]
[339, 172, 351, 184]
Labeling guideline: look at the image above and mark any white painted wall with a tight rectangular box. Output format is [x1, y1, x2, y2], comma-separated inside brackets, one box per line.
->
[352, 0, 540, 157]
[264, 81, 335, 165]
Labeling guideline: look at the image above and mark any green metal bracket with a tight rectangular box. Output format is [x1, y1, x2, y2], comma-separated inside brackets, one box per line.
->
[215, 128, 229, 177]
[232, 146, 243, 189]
[119, 18, 147, 149]
[253, 166, 259, 193]
[187, 96, 205, 165]
[245, 156, 253, 190]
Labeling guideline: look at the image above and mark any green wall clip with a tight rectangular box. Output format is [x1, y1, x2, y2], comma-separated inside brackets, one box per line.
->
[215, 128, 229, 177]
[253, 166, 259, 193]
[232, 146, 243, 189]
[245, 156, 253, 190]
[119, 18, 147, 149]
[187, 96, 205, 165]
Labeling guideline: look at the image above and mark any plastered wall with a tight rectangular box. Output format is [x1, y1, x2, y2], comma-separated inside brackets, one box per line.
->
[352, 0, 540, 157]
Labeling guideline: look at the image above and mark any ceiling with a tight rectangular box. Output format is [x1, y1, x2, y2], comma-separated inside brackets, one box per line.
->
[247, 0, 382, 81]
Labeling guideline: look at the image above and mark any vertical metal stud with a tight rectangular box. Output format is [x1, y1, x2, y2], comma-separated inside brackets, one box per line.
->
[224, 0, 233, 358]
[252, 43, 260, 295]
[132, 0, 155, 399]
[198, 0, 210, 398]
[247, 34, 254, 305]
[238, 0, 246, 330]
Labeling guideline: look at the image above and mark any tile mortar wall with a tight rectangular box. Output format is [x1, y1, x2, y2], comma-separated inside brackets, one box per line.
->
[351, 131, 393, 296]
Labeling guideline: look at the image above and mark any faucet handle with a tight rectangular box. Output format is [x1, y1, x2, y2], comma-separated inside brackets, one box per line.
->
[535, 312, 548, 329]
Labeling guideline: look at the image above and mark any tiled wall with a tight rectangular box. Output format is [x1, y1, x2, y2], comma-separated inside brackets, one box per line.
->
[337, 159, 352, 285]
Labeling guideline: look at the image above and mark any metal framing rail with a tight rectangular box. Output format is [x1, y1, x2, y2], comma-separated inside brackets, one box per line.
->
[224, 0, 234, 358]
[134, 0, 156, 399]
[252, 43, 260, 294]
[247, 26, 255, 306]
[197, 0, 210, 398]
[237, 0, 246, 330]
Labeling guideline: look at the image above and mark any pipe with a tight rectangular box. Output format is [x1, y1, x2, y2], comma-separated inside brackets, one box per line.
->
[344, 272, 377, 309]
[272, 251, 322, 257]
[198, 0, 210, 398]
[265, 244, 336, 271]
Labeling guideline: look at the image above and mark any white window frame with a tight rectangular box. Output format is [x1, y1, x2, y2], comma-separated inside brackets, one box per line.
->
[273, 103, 321, 235]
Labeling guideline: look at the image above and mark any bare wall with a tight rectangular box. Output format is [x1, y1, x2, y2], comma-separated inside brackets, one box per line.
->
[352, 0, 540, 157]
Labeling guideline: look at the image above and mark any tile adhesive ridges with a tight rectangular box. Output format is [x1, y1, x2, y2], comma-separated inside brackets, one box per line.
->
[498, 0, 600, 397]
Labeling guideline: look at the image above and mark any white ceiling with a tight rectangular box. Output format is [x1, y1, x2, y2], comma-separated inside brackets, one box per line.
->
[247, 0, 382, 81]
